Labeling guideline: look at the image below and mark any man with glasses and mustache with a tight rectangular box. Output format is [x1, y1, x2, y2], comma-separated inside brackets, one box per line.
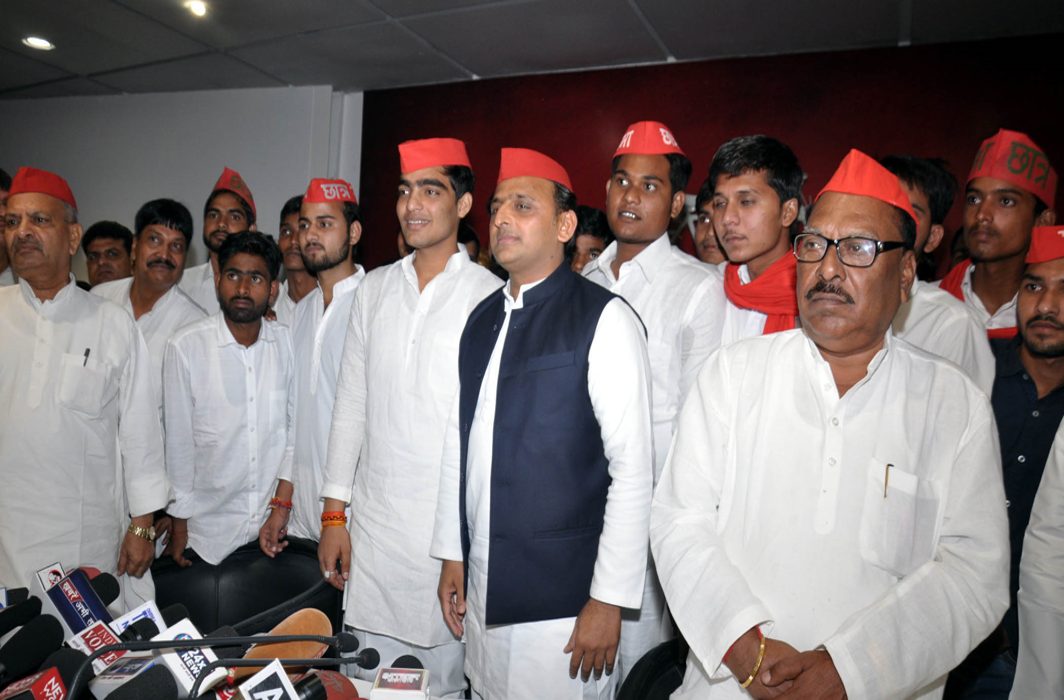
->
[652, 150, 1008, 699]
[92, 199, 206, 407]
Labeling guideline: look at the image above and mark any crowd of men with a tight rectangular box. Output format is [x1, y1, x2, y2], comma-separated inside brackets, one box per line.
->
[0, 122, 1061, 700]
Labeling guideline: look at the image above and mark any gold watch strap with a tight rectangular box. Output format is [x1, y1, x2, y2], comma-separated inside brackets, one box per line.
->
[127, 523, 155, 542]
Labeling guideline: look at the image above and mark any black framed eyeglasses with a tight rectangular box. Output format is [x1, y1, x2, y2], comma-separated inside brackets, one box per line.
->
[793, 233, 909, 268]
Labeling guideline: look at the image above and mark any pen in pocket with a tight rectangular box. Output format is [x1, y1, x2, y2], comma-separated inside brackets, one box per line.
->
[83, 348, 90, 366]
[883, 463, 893, 498]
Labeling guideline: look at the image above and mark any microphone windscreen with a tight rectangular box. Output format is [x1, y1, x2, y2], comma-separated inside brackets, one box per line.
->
[0, 615, 63, 684]
[38, 647, 88, 684]
[336, 631, 359, 653]
[0, 596, 41, 638]
[205, 625, 244, 659]
[391, 654, 424, 669]
[119, 616, 160, 642]
[236, 608, 331, 680]
[160, 603, 189, 627]
[355, 648, 380, 670]
[87, 573, 120, 606]
[106, 664, 179, 700]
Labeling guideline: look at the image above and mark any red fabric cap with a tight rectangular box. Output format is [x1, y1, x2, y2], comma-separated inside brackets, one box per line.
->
[613, 121, 685, 157]
[8, 167, 77, 211]
[968, 129, 1056, 209]
[399, 138, 471, 174]
[497, 148, 573, 191]
[303, 178, 357, 205]
[211, 166, 256, 217]
[1025, 226, 1064, 264]
[816, 149, 918, 225]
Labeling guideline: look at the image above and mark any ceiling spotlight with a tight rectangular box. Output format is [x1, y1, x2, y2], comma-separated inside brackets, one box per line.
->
[22, 36, 55, 51]
[185, 0, 207, 17]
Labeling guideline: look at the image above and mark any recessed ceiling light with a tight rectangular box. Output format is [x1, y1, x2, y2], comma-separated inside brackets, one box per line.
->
[22, 36, 55, 51]
[185, 0, 207, 17]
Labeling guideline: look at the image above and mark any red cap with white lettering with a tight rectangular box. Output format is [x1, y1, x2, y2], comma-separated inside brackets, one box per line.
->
[613, 121, 685, 157]
[303, 178, 357, 204]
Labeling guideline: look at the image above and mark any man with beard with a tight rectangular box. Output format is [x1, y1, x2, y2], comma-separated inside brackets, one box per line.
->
[582, 120, 722, 681]
[92, 199, 206, 405]
[162, 232, 293, 566]
[938, 130, 1057, 337]
[260, 178, 364, 552]
[179, 167, 257, 313]
[318, 138, 501, 697]
[81, 220, 133, 287]
[652, 150, 1007, 699]
[273, 195, 317, 326]
[948, 225, 1064, 697]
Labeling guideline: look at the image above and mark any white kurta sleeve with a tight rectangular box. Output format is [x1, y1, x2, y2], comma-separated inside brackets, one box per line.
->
[823, 404, 1009, 699]
[1009, 425, 1064, 700]
[276, 329, 296, 483]
[162, 336, 197, 519]
[118, 323, 169, 517]
[319, 283, 369, 504]
[651, 347, 774, 680]
[430, 390, 464, 561]
[677, 273, 725, 404]
[586, 298, 654, 609]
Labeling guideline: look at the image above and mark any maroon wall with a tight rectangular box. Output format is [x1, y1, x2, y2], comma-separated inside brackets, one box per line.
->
[359, 34, 1063, 271]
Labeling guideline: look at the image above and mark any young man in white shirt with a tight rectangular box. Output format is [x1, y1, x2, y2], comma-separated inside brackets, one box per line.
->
[92, 199, 206, 404]
[179, 167, 257, 313]
[582, 120, 723, 681]
[433, 148, 653, 700]
[273, 194, 317, 327]
[260, 178, 364, 550]
[318, 138, 502, 697]
[163, 232, 293, 567]
[654, 150, 1009, 699]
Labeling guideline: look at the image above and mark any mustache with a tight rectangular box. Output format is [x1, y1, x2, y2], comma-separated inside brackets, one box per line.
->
[147, 258, 176, 270]
[13, 237, 43, 253]
[1026, 314, 1064, 330]
[805, 279, 854, 304]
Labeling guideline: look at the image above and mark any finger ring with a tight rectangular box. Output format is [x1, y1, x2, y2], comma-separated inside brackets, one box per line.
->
[323, 570, 333, 580]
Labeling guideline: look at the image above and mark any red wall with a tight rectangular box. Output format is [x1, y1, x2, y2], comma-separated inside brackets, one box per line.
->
[358, 34, 1063, 271]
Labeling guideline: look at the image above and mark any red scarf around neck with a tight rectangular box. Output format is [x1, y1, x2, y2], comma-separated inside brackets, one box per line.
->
[723, 254, 799, 334]
[938, 259, 1018, 339]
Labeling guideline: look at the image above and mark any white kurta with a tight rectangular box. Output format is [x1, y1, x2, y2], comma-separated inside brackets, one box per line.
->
[0, 266, 15, 286]
[163, 314, 294, 565]
[178, 261, 220, 315]
[278, 268, 364, 540]
[320, 248, 502, 647]
[432, 280, 654, 700]
[1010, 422, 1064, 699]
[652, 330, 1009, 699]
[273, 279, 298, 328]
[935, 262, 1017, 331]
[717, 262, 772, 345]
[91, 277, 207, 407]
[0, 278, 169, 587]
[893, 279, 995, 396]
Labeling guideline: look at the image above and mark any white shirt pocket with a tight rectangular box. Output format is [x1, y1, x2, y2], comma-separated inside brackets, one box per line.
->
[858, 459, 940, 578]
[57, 352, 117, 417]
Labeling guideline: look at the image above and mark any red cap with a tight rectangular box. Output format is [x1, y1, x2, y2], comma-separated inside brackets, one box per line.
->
[816, 149, 918, 225]
[613, 121, 686, 158]
[303, 178, 357, 205]
[497, 148, 572, 191]
[1025, 226, 1064, 264]
[8, 167, 78, 211]
[399, 138, 471, 174]
[211, 166, 256, 217]
[968, 129, 1056, 209]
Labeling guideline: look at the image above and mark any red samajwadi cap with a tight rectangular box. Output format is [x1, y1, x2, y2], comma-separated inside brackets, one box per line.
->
[613, 120, 686, 158]
[399, 138, 471, 174]
[8, 167, 78, 211]
[497, 148, 573, 191]
[211, 166, 256, 217]
[304, 178, 357, 205]
[816, 149, 918, 225]
[1025, 226, 1064, 264]
[968, 129, 1056, 209]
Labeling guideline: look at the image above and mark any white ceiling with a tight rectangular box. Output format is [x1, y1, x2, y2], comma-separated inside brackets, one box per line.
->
[2, 0, 1061, 99]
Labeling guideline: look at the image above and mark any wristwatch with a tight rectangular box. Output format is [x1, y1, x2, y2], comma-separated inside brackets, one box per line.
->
[127, 523, 157, 542]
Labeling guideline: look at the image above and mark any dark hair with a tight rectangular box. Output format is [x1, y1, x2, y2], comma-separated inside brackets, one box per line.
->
[895, 207, 918, 250]
[880, 155, 957, 225]
[553, 182, 578, 214]
[0, 167, 11, 192]
[458, 220, 480, 251]
[611, 153, 692, 196]
[341, 201, 360, 228]
[444, 165, 476, 200]
[218, 231, 281, 282]
[279, 195, 303, 225]
[695, 177, 713, 212]
[709, 135, 805, 236]
[565, 206, 613, 258]
[81, 221, 133, 255]
[203, 189, 256, 226]
[135, 199, 193, 245]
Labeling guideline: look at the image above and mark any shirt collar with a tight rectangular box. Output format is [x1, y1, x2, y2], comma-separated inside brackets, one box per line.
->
[402, 245, 467, 292]
[19, 274, 78, 313]
[214, 311, 275, 348]
[320, 265, 366, 299]
[802, 328, 894, 393]
[586, 234, 669, 284]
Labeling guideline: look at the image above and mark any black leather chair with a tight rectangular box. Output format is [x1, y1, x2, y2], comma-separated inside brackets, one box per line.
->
[617, 638, 688, 700]
[151, 536, 343, 635]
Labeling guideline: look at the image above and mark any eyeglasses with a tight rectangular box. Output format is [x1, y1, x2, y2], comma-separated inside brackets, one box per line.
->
[793, 233, 909, 268]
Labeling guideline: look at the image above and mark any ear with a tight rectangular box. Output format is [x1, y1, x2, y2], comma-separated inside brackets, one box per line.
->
[348, 220, 363, 247]
[268, 279, 280, 307]
[1037, 208, 1057, 226]
[556, 209, 578, 245]
[249, 222, 258, 232]
[68, 223, 83, 257]
[899, 249, 917, 303]
[781, 198, 800, 228]
[924, 224, 944, 254]
[670, 190, 686, 219]
[456, 192, 473, 219]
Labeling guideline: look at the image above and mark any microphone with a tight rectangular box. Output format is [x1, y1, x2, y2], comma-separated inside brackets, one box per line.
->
[351, 648, 380, 672]
[84, 575, 118, 609]
[0, 616, 64, 687]
[0, 648, 84, 700]
[391, 655, 423, 669]
[105, 664, 179, 700]
[0, 598, 41, 639]
[118, 616, 159, 642]
[34, 570, 113, 641]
